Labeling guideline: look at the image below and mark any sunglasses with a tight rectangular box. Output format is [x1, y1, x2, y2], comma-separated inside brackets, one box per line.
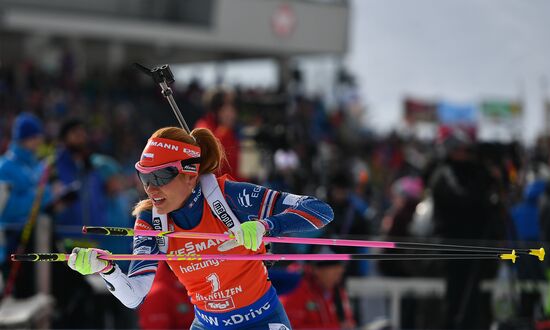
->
[135, 159, 200, 187]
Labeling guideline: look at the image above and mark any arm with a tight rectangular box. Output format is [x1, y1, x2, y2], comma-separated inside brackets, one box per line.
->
[224, 181, 334, 236]
[99, 262, 156, 309]
[102, 212, 161, 308]
[70, 211, 160, 309]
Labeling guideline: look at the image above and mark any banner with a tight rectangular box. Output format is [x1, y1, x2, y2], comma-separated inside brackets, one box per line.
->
[436, 101, 477, 124]
[480, 101, 522, 119]
[404, 98, 437, 123]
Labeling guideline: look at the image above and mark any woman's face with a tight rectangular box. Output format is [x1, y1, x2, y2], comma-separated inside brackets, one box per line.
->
[313, 264, 346, 291]
[143, 174, 197, 214]
[218, 103, 237, 128]
[65, 126, 88, 151]
[21, 135, 43, 153]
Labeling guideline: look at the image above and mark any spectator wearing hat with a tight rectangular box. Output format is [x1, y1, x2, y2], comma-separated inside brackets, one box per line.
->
[279, 251, 356, 330]
[0, 112, 53, 297]
[0, 112, 53, 228]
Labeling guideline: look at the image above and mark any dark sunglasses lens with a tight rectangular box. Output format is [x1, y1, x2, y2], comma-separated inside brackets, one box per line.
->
[137, 167, 179, 187]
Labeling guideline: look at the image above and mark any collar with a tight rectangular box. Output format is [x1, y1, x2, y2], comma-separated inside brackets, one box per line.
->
[168, 184, 204, 230]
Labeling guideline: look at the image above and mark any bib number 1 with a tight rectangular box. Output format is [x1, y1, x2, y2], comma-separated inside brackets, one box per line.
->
[206, 273, 220, 293]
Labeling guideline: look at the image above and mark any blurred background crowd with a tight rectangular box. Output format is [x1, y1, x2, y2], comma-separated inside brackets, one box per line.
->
[1, 0, 550, 329]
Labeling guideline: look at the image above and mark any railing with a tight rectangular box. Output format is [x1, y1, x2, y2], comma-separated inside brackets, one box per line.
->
[346, 276, 548, 329]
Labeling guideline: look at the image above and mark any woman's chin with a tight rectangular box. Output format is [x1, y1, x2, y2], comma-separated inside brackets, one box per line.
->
[154, 205, 170, 214]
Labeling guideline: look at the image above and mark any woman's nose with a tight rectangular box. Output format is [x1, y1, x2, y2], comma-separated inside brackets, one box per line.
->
[144, 183, 157, 192]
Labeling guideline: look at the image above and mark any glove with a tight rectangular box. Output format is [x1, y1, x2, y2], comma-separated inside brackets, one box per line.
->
[68, 247, 114, 275]
[218, 220, 269, 252]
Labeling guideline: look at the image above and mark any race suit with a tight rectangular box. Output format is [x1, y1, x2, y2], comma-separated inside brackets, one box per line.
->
[100, 175, 334, 329]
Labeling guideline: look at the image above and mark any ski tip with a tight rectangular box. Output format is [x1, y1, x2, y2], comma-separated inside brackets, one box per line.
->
[500, 250, 517, 263]
[529, 248, 545, 262]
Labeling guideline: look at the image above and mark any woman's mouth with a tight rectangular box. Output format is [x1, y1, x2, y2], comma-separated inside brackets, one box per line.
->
[151, 197, 166, 206]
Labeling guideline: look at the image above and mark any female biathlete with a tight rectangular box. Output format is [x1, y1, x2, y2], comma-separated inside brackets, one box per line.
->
[67, 126, 334, 329]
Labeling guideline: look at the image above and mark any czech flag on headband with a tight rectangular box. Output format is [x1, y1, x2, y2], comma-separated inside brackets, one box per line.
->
[137, 137, 201, 174]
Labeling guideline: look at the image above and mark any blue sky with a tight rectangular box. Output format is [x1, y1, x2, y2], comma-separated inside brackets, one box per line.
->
[346, 0, 550, 143]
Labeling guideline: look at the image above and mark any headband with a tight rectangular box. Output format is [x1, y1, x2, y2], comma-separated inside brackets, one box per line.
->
[137, 137, 201, 174]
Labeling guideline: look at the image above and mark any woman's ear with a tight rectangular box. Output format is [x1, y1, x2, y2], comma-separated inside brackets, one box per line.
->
[187, 174, 199, 188]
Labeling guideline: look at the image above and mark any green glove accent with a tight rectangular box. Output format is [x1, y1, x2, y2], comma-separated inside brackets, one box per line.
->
[68, 248, 112, 275]
[217, 221, 269, 252]
[78, 249, 92, 275]
[240, 221, 267, 251]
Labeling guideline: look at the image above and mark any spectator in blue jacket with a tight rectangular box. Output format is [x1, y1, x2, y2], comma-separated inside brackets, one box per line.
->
[0, 113, 52, 297]
[53, 119, 108, 247]
[0, 113, 52, 227]
[50, 119, 115, 328]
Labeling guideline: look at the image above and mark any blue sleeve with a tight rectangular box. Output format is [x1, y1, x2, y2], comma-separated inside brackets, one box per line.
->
[127, 210, 159, 278]
[223, 180, 334, 236]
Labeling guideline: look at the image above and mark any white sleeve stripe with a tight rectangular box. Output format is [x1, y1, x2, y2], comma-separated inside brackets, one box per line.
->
[259, 190, 269, 219]
[260, 191, 268, 219]
[260, 190, 275, 219]
[265, 191, 278, 218]
[128, 265, 158, 277]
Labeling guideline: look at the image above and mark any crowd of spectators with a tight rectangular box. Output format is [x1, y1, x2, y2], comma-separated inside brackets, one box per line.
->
[1, 56, 550, 329]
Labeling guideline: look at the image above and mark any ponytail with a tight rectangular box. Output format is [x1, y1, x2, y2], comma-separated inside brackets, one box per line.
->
[190, 128, 226, 175]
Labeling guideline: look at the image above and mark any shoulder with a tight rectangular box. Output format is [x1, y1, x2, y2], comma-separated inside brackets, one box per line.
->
[223, 179, 267, 203]
[223, 178, 263, 193]
[138, 209, 153, 219]
[219, 178, 271, 217]
[134, 209, 154, 229]
[0, 153, 15, 167]
[0, 156, 20, 179]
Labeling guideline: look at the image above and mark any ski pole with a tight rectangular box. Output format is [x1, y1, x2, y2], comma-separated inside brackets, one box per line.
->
[12, 250, 519, 263]
[3, 155, 55, 298]
[82, 226, 544, 261]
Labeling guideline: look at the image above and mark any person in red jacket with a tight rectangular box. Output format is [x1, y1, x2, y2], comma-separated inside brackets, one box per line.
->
[138, 261, 195, 330]
[195, 90, 241, 180]
[280, 260, 356, 330]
